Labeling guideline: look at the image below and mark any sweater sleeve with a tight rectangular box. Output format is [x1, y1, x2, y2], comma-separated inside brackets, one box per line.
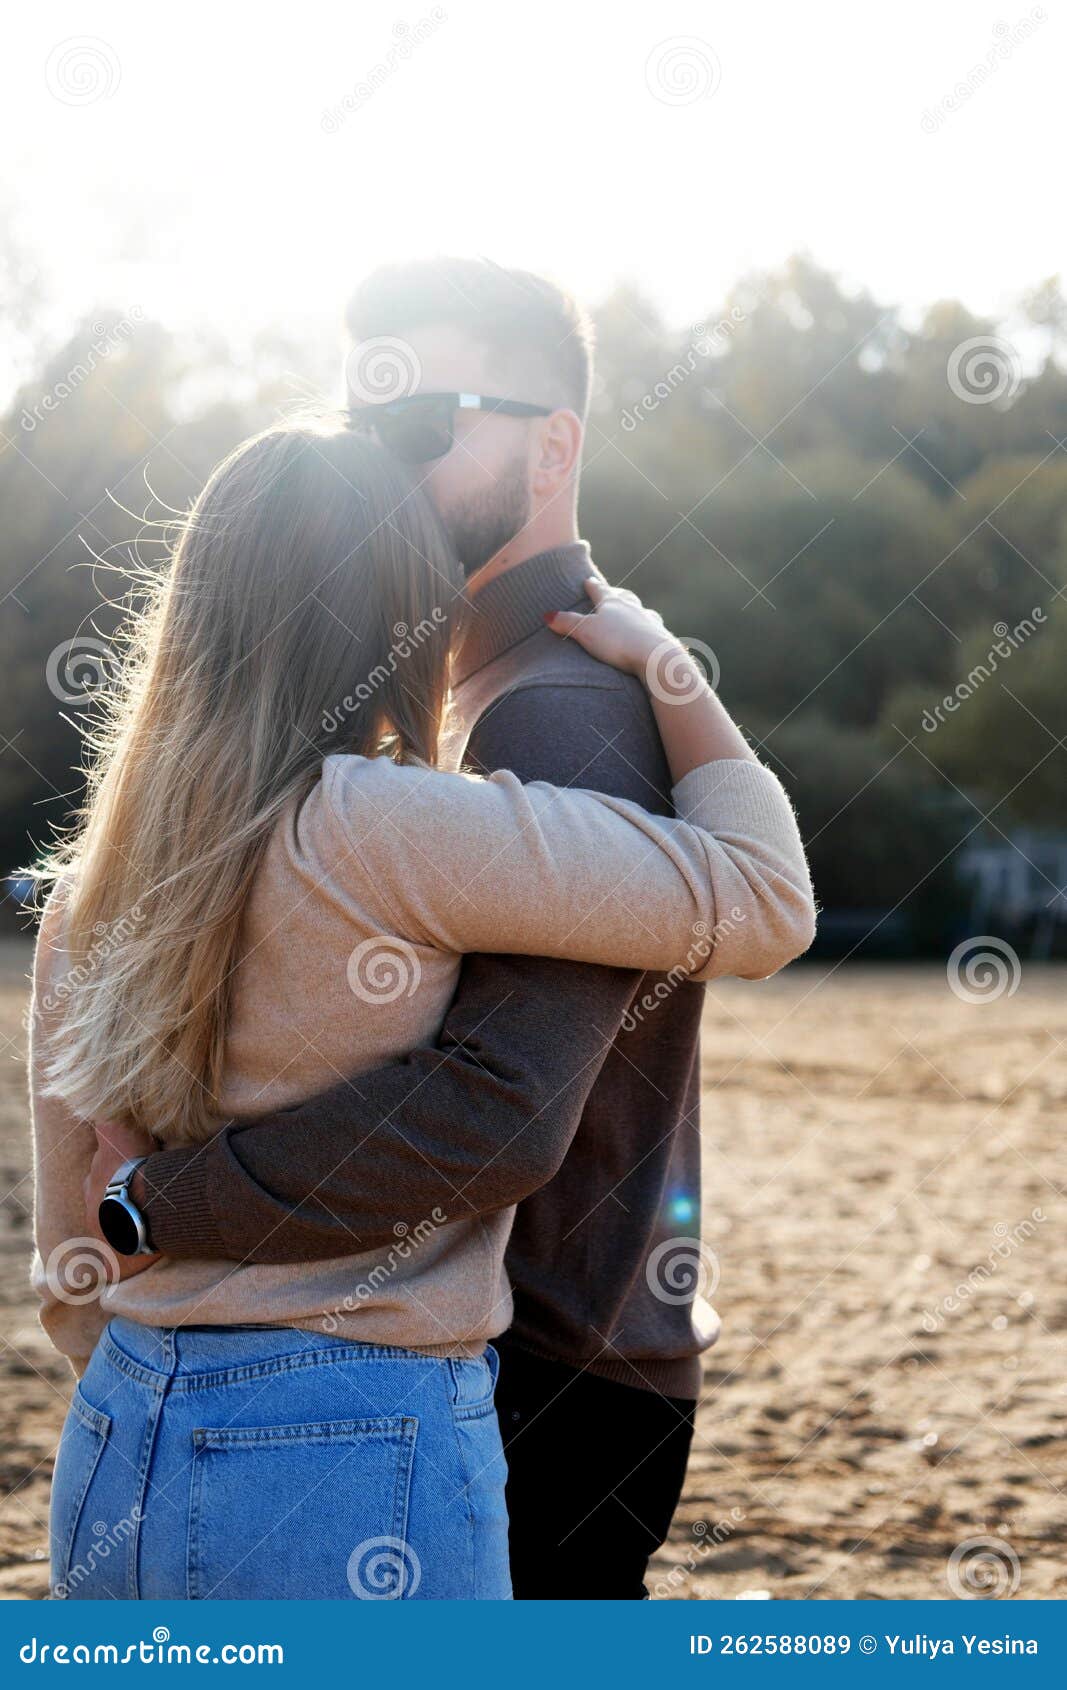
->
[28, 890, 110, 1375]
[324, 754, 815, 982]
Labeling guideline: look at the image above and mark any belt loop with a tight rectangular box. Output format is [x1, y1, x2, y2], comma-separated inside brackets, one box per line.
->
[484, 1343, 500, 1391]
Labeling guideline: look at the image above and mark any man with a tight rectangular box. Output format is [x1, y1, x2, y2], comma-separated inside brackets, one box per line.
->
[92, 259, 718, 1598]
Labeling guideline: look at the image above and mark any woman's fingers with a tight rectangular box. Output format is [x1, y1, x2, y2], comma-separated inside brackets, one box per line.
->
[584, 577, 643, 610]
[546, 581, 667, 676]
[544, 609, 586, 638]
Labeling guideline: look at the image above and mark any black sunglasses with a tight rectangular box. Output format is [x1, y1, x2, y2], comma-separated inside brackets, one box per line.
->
[347, 392, 552, 465]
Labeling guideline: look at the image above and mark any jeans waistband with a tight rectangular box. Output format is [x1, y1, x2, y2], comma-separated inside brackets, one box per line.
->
[101, 1317, 467, 1388]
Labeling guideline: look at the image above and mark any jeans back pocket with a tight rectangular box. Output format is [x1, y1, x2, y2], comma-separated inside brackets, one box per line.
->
[50, 1386, 112, 1599]
[188, 1416, 418, 1599]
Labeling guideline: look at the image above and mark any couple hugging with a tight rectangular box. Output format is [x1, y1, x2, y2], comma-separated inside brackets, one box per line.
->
[29, 257, 815, 1601]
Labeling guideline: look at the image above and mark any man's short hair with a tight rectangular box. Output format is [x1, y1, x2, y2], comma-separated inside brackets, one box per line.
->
[346, 257, 594, 419]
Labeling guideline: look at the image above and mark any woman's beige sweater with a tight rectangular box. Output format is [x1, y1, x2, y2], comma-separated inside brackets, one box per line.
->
[30, 752, 815, 1372]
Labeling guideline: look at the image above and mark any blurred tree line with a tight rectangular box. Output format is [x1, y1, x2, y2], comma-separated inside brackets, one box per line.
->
[3, 247, 1066, 952]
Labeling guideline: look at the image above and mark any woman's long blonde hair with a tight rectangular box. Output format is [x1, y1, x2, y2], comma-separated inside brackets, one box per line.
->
[34, 421, 460, 1144]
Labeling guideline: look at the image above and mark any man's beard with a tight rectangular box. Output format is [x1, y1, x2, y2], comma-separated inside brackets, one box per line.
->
[446, 463, 531, 579]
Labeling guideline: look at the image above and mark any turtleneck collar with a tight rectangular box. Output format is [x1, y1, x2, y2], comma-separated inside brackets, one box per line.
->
[452, 542, 600, 687]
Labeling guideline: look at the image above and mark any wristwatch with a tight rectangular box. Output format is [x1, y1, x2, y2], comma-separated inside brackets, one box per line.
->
[98, 1156, 154, 1256]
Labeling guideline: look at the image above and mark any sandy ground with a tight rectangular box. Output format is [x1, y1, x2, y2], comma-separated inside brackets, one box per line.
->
[0, 938, 1064, 1600]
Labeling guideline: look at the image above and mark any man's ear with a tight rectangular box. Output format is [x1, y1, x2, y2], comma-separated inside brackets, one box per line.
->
[532, 409, 583, 495]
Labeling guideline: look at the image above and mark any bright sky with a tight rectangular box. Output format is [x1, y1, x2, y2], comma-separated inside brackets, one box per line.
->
[2, 0, 1062, 354]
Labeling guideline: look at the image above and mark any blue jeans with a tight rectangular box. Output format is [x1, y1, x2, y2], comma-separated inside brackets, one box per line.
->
[50, 1320, 511, 1600]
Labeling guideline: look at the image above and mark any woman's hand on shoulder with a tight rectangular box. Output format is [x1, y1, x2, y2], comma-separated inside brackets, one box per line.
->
[544, 578, 691, 686]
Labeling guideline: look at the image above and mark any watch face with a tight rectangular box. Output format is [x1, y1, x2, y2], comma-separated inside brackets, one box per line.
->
[99, 1196, 142, 1256]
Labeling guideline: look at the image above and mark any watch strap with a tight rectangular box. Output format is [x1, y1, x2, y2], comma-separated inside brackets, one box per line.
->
[103, 1155, 148, 1203]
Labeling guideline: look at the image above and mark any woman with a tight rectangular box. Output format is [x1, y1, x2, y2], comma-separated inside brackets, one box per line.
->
[30, 421, 814, 1601]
